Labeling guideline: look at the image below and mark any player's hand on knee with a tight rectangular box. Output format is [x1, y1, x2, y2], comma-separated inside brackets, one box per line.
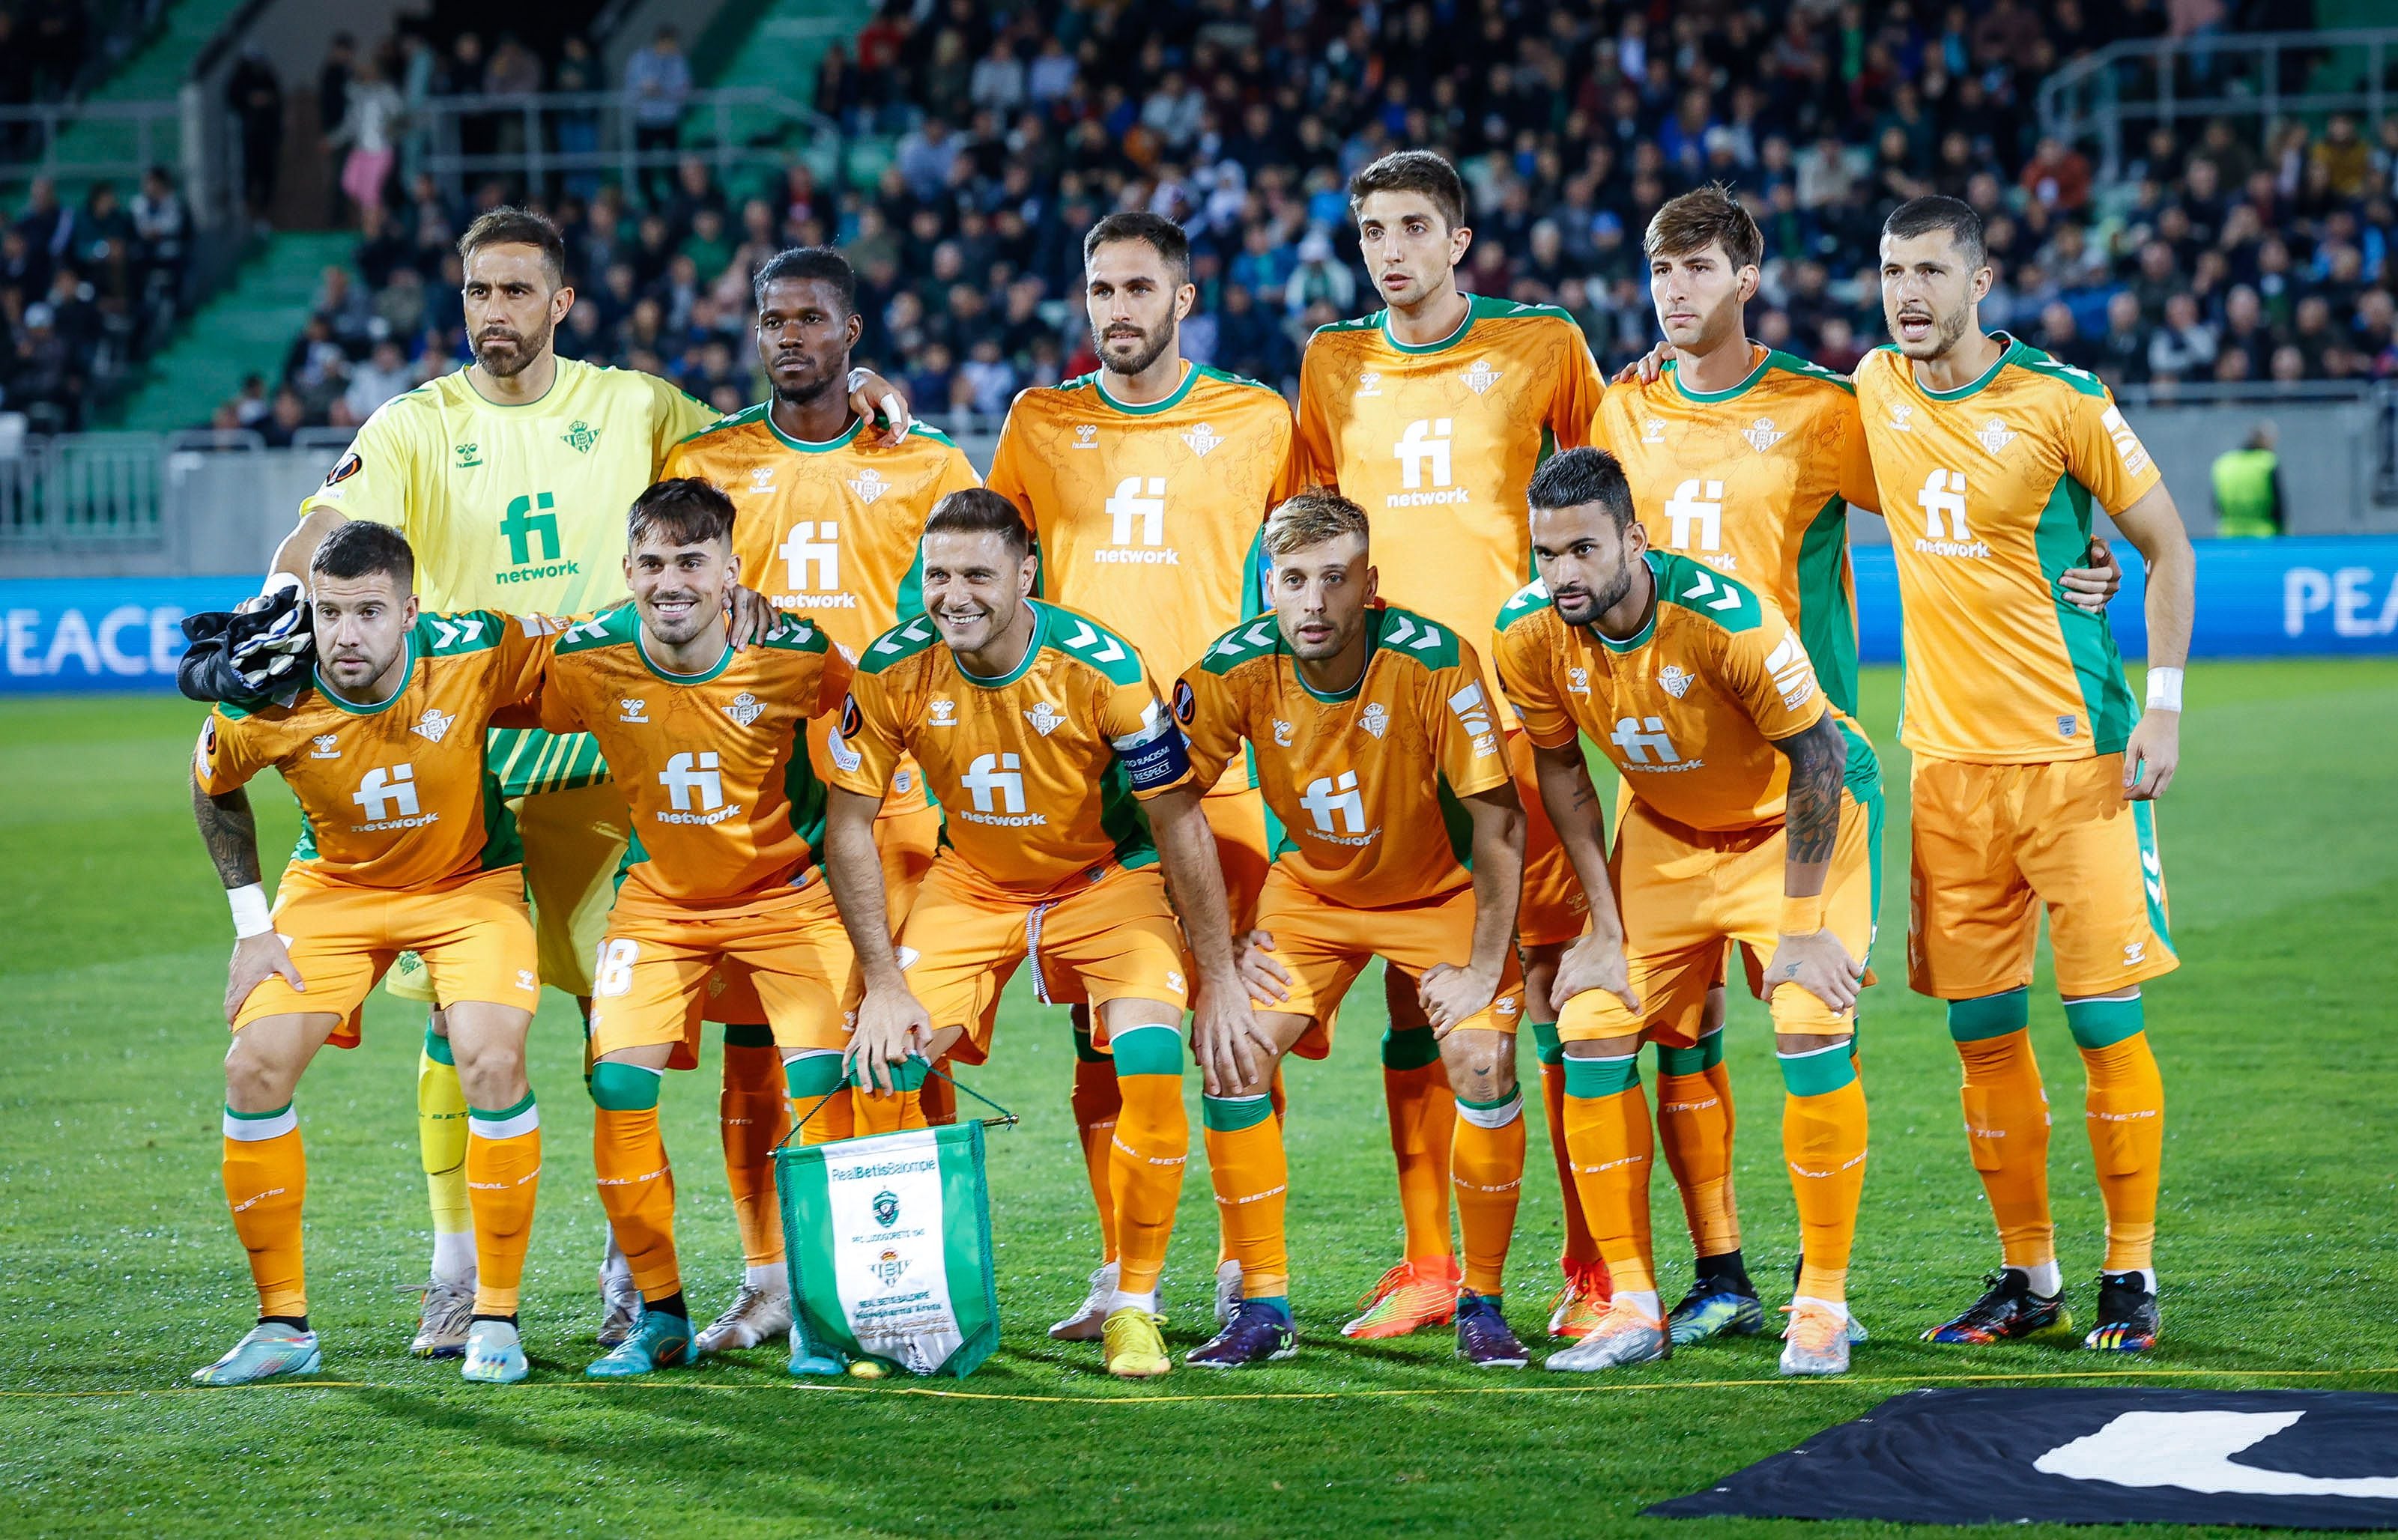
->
[1763, 929, 1865, 1014]
[2058, 537, 2122, 613]
[847, 984, 932, 1093]
[1192, 984, 1267, 1097]
[224, 933, 303, 1025]
[1233, 930, 1289, 1005]
[1554, 932, 1640, 1016]
[2122, 712, 2179, 801]
[1417, 962, 1500, 1039]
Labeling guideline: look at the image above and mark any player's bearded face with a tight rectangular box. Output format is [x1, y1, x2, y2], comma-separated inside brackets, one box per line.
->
[309, 573, 415, 695]
[1271, 534, 1372, 664]
[1880, 231, 1982, 360]
[626, 536, 733, 647]
[1533, 506, 1641, 628]
[1086, 241, 1190, 379]
[921, 530, 1032, 655]
[758, 277, 859, 405]
[463, 244, 566, 380]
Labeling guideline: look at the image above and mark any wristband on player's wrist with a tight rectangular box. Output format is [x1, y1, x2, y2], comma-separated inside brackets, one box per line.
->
[2145, 667, 2184, 712]
[1778, 894, 1826, 936]
[228, 883, 273, 939]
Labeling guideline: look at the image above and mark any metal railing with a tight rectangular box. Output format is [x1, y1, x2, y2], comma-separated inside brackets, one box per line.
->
[0, 97, 190, 194]
[2038, 26, 2398, 184]
[411, 87, 844, 205]
[0, 432, 167, 547]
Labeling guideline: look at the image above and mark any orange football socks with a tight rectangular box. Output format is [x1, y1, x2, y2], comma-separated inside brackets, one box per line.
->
[1560, 1054, 1657, 1297]
[589, 1063, 681, 1303]
[1949, 992, 2055, 1272]
[718, 1031, 790, 1272]
[1384, 1025, 1457, 1264]
[1202, 1091, 1289, 1300]
[464, 1094, 542, 1316]
[222, 1103, 307, 1318]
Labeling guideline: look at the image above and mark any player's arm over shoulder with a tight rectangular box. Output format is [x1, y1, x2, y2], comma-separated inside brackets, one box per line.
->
[644, 370, 723, 470]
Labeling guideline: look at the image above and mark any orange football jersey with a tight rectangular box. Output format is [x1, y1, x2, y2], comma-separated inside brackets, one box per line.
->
[986, 363, 1296, 792]
[1590, 346, 1879, 715]
[1854, 337, 2161, 764]
[533, 607, 852, 907]
[194, 610, 550, 887]
[1292, 294, 1605, 724]
[1178, 604, 1510, 908]
[832, 600, 1194, 899]
[664, 410, 978, 816]
[1492, 552, 1844, 833]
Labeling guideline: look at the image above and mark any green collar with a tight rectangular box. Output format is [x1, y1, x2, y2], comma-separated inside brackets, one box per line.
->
[1908, 332, 2020, 401]
[1587, 553, 1664, 653]
[315, 631, 417, 715]
[1380, 292, 1478, 355]
[1668, 343, 1770, 404]
[765, 410, 864, 453]
[461, 359, 563, 410]
[957, 601, 1047, 690]
[1094, 360, 1199, 416]
[636, 628, 733, 685]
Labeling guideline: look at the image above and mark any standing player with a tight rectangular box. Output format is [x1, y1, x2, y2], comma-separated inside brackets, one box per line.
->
[1495, 449, 1879, 1377]
[658, 245, 980, 1356]
[1293, 149, 1606, 1338]
[1859, 196, 2192, 1352]
[1177, 491, 1530, 1368]
[527, 480, 856, 1379]
[189, 523, 548, 1386]
[983, 210, 1296, 1337]
[824, 490, 1253, 1379]
[268, 207, 909, 1351]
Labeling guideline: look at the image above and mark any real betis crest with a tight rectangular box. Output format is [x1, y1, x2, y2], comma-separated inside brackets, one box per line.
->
[561, 419, 599, 453]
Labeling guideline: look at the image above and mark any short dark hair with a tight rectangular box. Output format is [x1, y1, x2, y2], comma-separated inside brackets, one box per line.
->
[1883, 195, 1987, 271]
[922, 488, 1032, 560]
[1525, 447, 1636, 533]
[1348, 150, 1467, 233]
[1645, 182, 1763, 272]
[1083, 210, 1191, 286]
[311, 518, 417, 586]
[753, 245, 857, 316]
[458, 205, 567, 288]
[626, 477, 736, 548]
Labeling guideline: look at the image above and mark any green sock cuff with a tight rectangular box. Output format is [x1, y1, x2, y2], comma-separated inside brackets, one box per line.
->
[1202, 1093, 1276, 1132]
[2065, 995, 2146, 1049]
[1530, 1022, 1563, 1065]
[1777, 1043, 1859, 1097]
[224, 1102, 294, 1121]
[1109, 1025, 1185, 1079]
[470, 1091, 536, 1121]
[1073, 1025, 1111, 1064]
[784, 1054, 844, 1098]
[1948, 988, 2031, 1042]
[1562, 1054, 1640, 1097]
[588, 1061, 661, 1110]
[851, 1055, 930, 1092]
[1655, 1029, 1725, 1076]
[721, 1022, 775, 1049]
[422, 1024, 455, 1066]
[1382, 1024, 1441, 1071]
[1243, 1294, 1292, 1318]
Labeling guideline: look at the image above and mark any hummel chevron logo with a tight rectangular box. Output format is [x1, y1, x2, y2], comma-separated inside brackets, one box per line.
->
[561, 616, 611, 644]
[1680, 572, 1743, 611]
[1062, 620, 1124, 662]
[873, 619, 935, 654]
[429, 616, 485, 649]
[1383, 615, 1444, 649]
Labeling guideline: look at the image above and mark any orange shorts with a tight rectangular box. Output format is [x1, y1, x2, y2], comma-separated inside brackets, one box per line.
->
[588, 879, 857, 1061]
[1252, 864, 1524, 1058]
[235, 863, 539, 1034]
[700, 801, 940, 1028]
[1510, 728, 1591, 948]
[894, 855, 1190, 1064]
[1559, 789, 1876, 1046]
[1907, 752, 2177, 1000]
[1203, 784, 1272, 934]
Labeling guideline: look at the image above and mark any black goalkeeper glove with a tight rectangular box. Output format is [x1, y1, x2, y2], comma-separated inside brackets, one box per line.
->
[179, 580, 313, 705]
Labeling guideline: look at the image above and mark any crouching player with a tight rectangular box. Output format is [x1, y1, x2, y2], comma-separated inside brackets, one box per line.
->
[1175, 491, 1531, 1367]
[823, 488, 1253, 1380]
[530, 479, 858, 1379]
[1493, 449, 1879, 1377]
[189, 521, 549, 1386]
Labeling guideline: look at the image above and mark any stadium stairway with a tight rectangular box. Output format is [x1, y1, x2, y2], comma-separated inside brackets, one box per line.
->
[38, 0, 255, 182]
[699, 0, 878, 160]
[107, 230, 357, 433]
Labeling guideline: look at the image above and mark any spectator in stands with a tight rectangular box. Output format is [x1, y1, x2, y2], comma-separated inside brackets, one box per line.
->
[626, 26, 691, 198]
[345, 339, 414, 418]
[330, 56, 406, 225]
[2148, 293, 2219, 383]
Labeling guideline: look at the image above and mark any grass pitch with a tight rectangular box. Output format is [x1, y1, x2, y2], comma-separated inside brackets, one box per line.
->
[4, 660, 2396, 1539]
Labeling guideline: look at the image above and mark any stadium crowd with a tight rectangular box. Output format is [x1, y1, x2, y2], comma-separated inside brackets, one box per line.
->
[2, 0, 2393, 437]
